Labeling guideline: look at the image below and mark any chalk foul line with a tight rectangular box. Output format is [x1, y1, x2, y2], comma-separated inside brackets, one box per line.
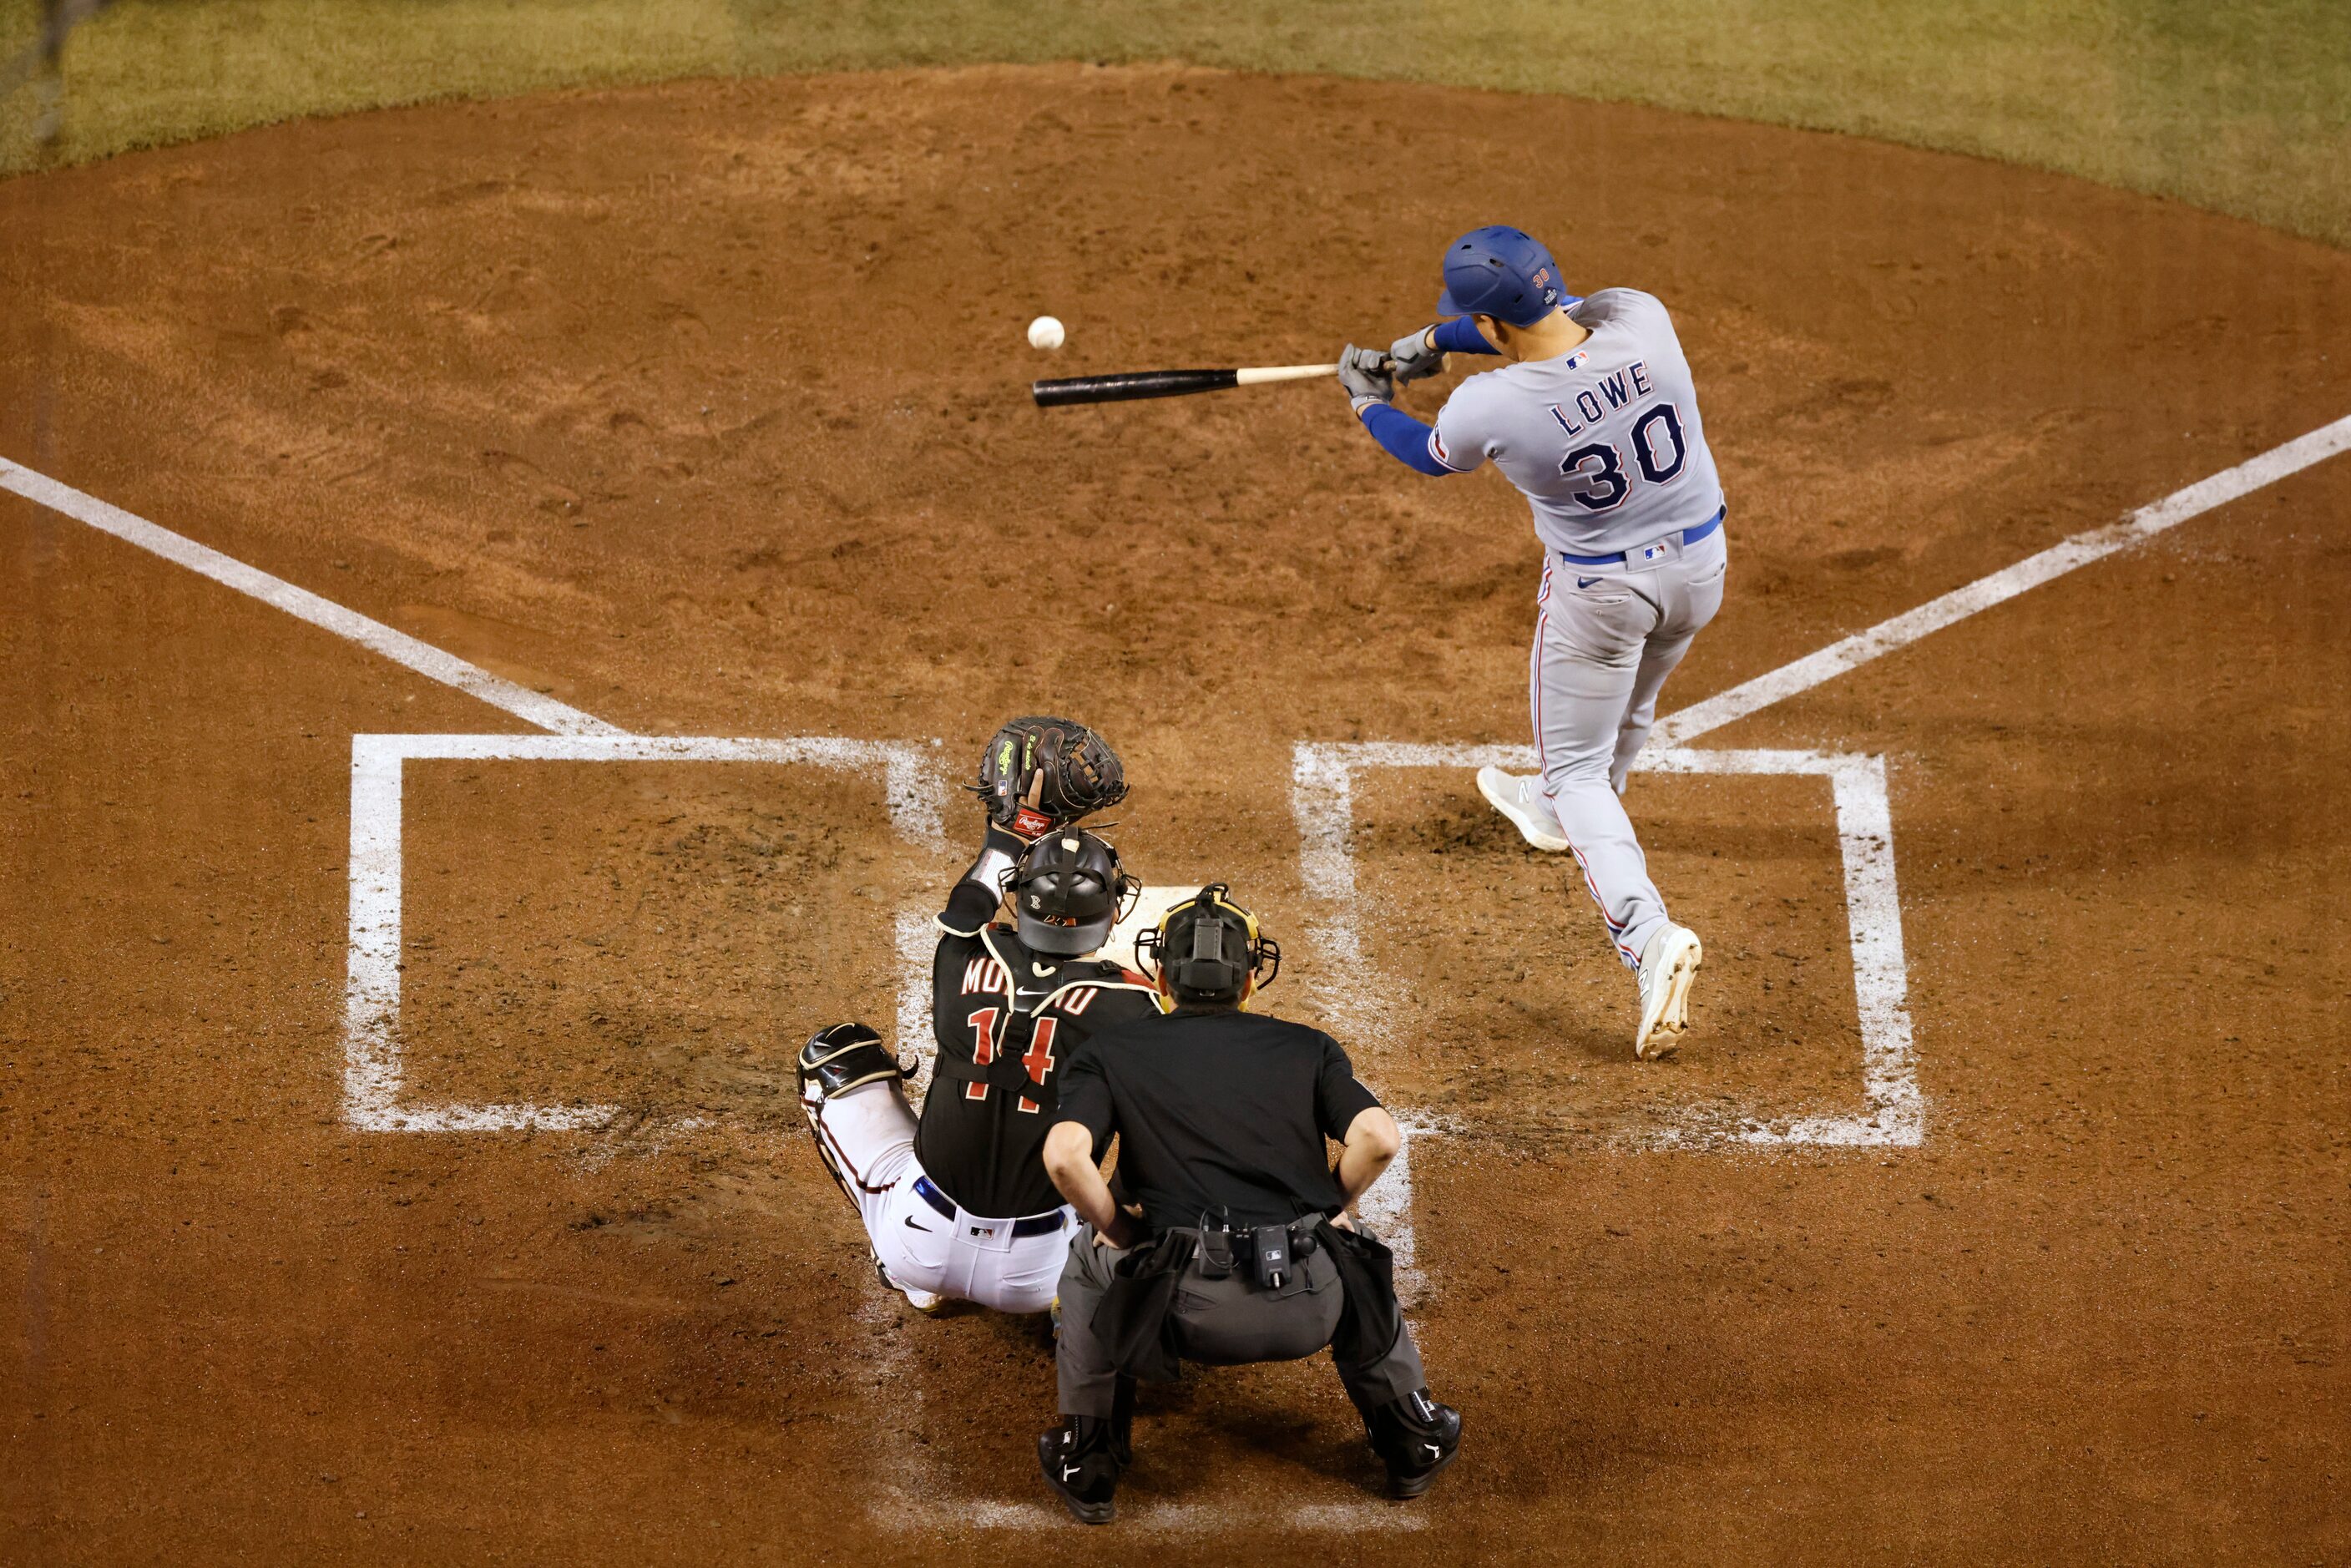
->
[1653, 411, 2351, 747]
[1290, 411, 2351, 1149]
[16, 405, 2338, 1535]
[0, 456, 624, 737]
[5, 454, 1429, 1531]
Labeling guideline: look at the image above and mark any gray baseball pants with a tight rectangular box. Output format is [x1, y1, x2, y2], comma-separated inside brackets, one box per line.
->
[1054, 1226, 1424, 1419]
[1530, 524, 1728, 969]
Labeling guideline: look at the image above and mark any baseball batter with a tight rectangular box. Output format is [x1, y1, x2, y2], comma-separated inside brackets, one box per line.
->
[796, 718, 1161, 1314]
[1338, 225, 1727, 1059]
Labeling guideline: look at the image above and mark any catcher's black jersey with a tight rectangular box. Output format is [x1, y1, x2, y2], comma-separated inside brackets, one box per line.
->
[915, 923, 1161, 1218]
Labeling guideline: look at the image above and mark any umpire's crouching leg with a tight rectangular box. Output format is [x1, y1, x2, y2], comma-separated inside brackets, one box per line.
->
[1053, 1224, 1125, 1418]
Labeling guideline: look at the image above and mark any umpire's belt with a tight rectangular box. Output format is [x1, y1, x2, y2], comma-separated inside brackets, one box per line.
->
[913, 1176, 1066, 1239]
[1556, 503, 1723, 569]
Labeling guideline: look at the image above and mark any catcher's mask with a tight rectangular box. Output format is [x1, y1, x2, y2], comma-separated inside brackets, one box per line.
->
[1135, 883, 1281, 1007]
[1005, 830, 1140, 957]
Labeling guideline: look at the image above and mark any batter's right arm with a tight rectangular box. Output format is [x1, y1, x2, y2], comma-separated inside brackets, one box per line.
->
[1390, 317, 1498, 382]
[1339, 343, 1460, 477]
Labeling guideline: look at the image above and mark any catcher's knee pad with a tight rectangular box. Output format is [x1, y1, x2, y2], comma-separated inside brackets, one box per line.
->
[797, 1022, 908, 1102]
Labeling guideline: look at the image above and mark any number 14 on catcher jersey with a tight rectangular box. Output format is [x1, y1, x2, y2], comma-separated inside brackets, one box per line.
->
[958, 954, 1115, 1114]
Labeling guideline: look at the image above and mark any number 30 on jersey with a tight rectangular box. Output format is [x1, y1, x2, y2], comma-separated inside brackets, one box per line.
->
[1555, 401, 1690, 514]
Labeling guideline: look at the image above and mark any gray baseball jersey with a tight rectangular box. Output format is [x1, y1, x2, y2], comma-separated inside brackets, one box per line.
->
[1428, 289, 1724, 559]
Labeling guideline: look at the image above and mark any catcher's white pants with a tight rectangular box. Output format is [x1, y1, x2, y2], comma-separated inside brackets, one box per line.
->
[1530, 524, 1727, 969]
[805, 1078, 1071, 1313]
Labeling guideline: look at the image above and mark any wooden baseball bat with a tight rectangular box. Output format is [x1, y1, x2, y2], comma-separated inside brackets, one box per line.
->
[1030, 362, 1337, 407]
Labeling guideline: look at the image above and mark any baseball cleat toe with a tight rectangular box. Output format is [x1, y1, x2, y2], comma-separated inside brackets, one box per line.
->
[1477, 766, 1572, 852]
[1635, 923, 1703, 1060]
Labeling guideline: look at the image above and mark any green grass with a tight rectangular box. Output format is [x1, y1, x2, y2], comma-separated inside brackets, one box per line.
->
[3, 0, 2348, 245]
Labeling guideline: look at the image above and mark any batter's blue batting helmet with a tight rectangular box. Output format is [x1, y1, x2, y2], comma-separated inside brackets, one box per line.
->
[1435, 225, 1579, 326]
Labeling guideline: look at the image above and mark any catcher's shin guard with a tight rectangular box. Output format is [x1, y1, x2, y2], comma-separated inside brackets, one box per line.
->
[796, 1022, 908, 1200]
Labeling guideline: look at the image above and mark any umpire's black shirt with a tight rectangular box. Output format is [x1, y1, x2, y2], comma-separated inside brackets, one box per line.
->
[1054, 1007, 1381, 1234]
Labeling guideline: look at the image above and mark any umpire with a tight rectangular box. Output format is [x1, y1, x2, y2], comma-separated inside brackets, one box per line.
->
[1034, 886, 1461, 1522]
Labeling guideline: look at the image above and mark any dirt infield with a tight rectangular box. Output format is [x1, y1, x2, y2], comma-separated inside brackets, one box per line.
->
[3, 63, 2348, 1562]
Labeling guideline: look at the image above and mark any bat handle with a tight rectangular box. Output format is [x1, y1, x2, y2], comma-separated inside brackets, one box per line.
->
[1232, 364, 1341, 387]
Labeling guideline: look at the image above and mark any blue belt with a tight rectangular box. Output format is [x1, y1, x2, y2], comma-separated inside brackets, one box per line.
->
[914, 1176, 1068, 1238]
[1557, 503, 1724, 568]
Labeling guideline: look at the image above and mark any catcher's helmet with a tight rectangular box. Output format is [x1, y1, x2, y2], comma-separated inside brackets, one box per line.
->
[1435, 225, 1580, 327]
[1135, 884, 1281, 1006]
[1007, 830, 1139, 957]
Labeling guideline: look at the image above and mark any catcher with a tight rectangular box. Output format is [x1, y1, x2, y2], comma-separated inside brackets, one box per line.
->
[796, 717, 1165, 1315]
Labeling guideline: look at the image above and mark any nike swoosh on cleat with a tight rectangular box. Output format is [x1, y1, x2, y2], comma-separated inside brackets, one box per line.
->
[1061, 1464, 1081, 1483]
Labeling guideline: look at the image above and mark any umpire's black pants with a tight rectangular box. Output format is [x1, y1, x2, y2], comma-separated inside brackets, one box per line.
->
[1055, 1224, 1425, 1418]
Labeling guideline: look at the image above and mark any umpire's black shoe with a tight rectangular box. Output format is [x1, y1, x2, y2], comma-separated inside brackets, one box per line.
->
[1369, 1388, 1462, 1500]
[1038, 1417, 1120, 1524]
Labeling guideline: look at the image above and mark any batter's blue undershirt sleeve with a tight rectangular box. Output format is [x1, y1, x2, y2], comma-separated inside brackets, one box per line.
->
[1431, 317, 1498, 355]
[1358, 402, 1453, 476]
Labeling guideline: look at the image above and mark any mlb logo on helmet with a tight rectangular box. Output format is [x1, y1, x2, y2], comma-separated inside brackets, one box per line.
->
[1437, 225, 1572, 327]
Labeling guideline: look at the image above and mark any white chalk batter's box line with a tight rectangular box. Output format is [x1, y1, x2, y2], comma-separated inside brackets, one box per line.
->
[12, 340, 2339, 1545]
[1292, 741, 1923, 1149]
[344, 731, 1920, 1152]
[341, 732, 948, 1133]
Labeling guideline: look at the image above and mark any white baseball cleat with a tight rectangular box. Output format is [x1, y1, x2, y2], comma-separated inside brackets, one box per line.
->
[1477, 766, 1571, 852]
[1635, 923, 1703, 1060]
[877, 1257, 946, 1314]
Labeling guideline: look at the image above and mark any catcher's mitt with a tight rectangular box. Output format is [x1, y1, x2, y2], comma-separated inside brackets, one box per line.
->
[972, 716, 1128, 838]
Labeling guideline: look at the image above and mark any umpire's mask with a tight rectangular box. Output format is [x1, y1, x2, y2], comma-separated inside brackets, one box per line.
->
[1007, 830, 1137, 957]
[1136, 883, 1282, 1007]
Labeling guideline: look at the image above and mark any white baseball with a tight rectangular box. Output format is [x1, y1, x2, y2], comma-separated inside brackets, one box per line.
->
[1027, 315, 1065, 351]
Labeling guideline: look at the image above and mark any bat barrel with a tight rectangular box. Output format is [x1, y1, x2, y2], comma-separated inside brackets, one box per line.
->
[1031, 368, 1239, 407]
